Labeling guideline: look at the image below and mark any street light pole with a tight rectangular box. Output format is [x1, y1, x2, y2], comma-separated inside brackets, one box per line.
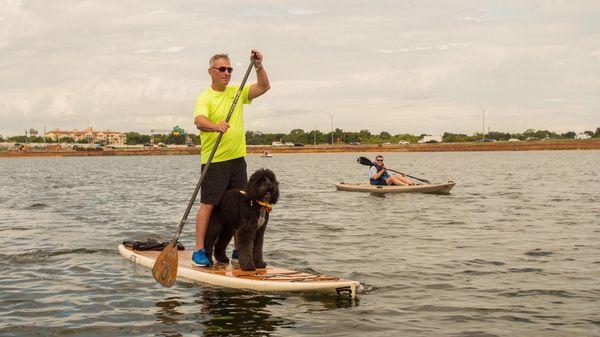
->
[480, 106, 485, 141]
[327, 113, 334, 145]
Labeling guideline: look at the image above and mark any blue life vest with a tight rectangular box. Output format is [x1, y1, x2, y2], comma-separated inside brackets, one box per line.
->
[369, 163, 389, 185]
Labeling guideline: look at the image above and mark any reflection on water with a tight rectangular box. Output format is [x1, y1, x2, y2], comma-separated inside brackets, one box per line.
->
[194, 289, 291, 337]
[153, 288, 358, 336]
[155, 298, 185, 336]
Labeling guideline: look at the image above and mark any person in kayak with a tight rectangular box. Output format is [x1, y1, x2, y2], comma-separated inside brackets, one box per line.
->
[191, 50, 271, 267]
[369, 155, 415, 186]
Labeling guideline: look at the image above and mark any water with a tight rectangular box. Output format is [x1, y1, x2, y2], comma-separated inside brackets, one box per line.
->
[1, 151, 599, 337]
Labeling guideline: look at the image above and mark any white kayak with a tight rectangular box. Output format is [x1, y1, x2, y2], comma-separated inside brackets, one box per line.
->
[119, 244, 359, 297]
[335, 181, 455, 194]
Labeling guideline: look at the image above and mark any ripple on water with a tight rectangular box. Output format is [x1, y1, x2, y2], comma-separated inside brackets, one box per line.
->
[1, 152, 599, 336]
[26, 203, 49, 209]
[1, 248, 113, 265]
[500, 289, 576, 298]
[524, 249, 554, 257]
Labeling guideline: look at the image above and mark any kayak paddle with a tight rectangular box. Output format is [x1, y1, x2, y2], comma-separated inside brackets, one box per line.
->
[357, 156, 431, 184]
[152, 55, 256, 287]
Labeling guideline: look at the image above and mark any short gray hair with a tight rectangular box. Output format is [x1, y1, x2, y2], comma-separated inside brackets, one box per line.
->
[209, 54, 230, 66]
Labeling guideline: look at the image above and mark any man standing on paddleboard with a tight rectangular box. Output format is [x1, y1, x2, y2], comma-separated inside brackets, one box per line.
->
[192, 50, 270, 266]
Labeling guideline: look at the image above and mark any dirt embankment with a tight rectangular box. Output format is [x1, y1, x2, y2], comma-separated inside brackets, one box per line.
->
[257, 139, 600, 153]
[1, 139, 599, 158]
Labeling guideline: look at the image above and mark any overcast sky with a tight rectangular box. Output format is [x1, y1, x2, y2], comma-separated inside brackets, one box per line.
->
[1, 0, 599, 137]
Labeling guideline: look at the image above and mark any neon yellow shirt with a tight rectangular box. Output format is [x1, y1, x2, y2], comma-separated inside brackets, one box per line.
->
[193, 85, 251, 164]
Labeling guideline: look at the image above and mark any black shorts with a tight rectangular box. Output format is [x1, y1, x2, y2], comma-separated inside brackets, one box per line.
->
[200, 157, 247, 204]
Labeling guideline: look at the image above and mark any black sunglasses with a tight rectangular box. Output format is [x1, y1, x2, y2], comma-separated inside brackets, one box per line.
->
[211, 66, 233, 73]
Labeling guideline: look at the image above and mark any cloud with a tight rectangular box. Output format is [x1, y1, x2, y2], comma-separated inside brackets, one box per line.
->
[162, 46, 186, 53]
[376, 42, 472, 54]
[287, 8, 318, 16]
[1, 1, 599, 136]
[45, 93, 77, 117]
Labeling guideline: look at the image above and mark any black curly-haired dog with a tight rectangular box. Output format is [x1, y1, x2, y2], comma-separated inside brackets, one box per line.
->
[204, 168, 279, 271]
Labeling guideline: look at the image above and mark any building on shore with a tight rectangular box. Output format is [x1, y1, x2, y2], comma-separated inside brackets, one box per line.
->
[418, 135, 443, 143]
[45, 127, 126, 145]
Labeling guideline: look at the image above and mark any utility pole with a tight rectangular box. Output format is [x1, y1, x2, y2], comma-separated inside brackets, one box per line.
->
[87, 120, 92, 144]
[480, 106, 485, 141]
[327, 113, 334, 145]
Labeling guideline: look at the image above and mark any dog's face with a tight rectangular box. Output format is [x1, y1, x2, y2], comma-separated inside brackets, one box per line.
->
[247, 168, 279, 204]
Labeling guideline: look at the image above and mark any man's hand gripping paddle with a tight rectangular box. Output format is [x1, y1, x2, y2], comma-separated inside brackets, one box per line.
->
[152, 55, 257, 287]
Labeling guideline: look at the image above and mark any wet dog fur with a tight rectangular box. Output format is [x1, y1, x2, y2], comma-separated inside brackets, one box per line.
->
[204, 168, 279, 271]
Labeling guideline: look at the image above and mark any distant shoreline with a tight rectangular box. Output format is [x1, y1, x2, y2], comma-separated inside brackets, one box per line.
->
[1, 139, 599, 158]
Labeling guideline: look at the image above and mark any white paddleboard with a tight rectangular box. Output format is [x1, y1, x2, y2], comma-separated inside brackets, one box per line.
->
[119, 244, 359, 298]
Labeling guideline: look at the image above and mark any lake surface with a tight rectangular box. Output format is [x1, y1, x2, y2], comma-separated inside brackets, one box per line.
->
[1, 151, 599, 337]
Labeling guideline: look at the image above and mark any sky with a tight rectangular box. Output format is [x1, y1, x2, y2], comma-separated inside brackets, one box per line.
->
[1, 0, 599, 137]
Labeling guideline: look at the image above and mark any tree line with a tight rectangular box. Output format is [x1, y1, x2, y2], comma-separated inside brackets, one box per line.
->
[247, 128, 600, 145]
[2, 127, 599, 145]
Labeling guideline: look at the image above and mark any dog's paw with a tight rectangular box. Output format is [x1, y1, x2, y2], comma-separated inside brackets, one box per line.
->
[239, 262, 256, 271]
[216, 257, 230, 264]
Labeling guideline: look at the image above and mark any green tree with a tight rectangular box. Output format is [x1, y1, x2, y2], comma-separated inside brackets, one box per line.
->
[306, 129, 324, 145]
[342, 131, 360, 143]
[509, 133, 525, 140]
[245, 131, 262, 145]
[561, 131, 576, 139]
[188, 133, 200, 145]
[391, 133, 418, 143]
[9, 135, 27, 143]
[594, 127, 600, 138]
[287, 129, 307, 144]
[126, 132, 151, 145]
[25, 136, 45, 143]
[534, 130, 558, 140]
[486, 131, 511, 141]
[379, 131, 391, 140]
[443, 132, 471, 142]
[166, 133, 186, 144]
[358, 129, 371, 143]
[334, 128, 344, 143]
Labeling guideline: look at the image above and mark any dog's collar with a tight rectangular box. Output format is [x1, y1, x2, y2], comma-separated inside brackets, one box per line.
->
[240, 191, 273, 213]
[255, 200, 273, 213]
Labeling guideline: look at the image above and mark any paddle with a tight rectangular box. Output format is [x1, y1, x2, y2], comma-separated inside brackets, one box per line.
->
[152, 55, 257, 287]
[357, 156, 431, 184]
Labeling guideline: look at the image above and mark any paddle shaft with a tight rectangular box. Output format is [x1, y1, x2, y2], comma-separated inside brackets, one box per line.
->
[170, 57, 256, 244]
[375, 165, 406, 176]
[374, 164, 429, 183]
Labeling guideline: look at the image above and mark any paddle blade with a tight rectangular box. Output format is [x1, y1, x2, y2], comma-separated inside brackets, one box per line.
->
[152, 241, 179, 287]
[357, 156, 372, 166]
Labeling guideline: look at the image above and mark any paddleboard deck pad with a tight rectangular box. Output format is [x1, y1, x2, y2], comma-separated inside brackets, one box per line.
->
[119, 244, 359, 298]
[335, 181, 455, 194]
